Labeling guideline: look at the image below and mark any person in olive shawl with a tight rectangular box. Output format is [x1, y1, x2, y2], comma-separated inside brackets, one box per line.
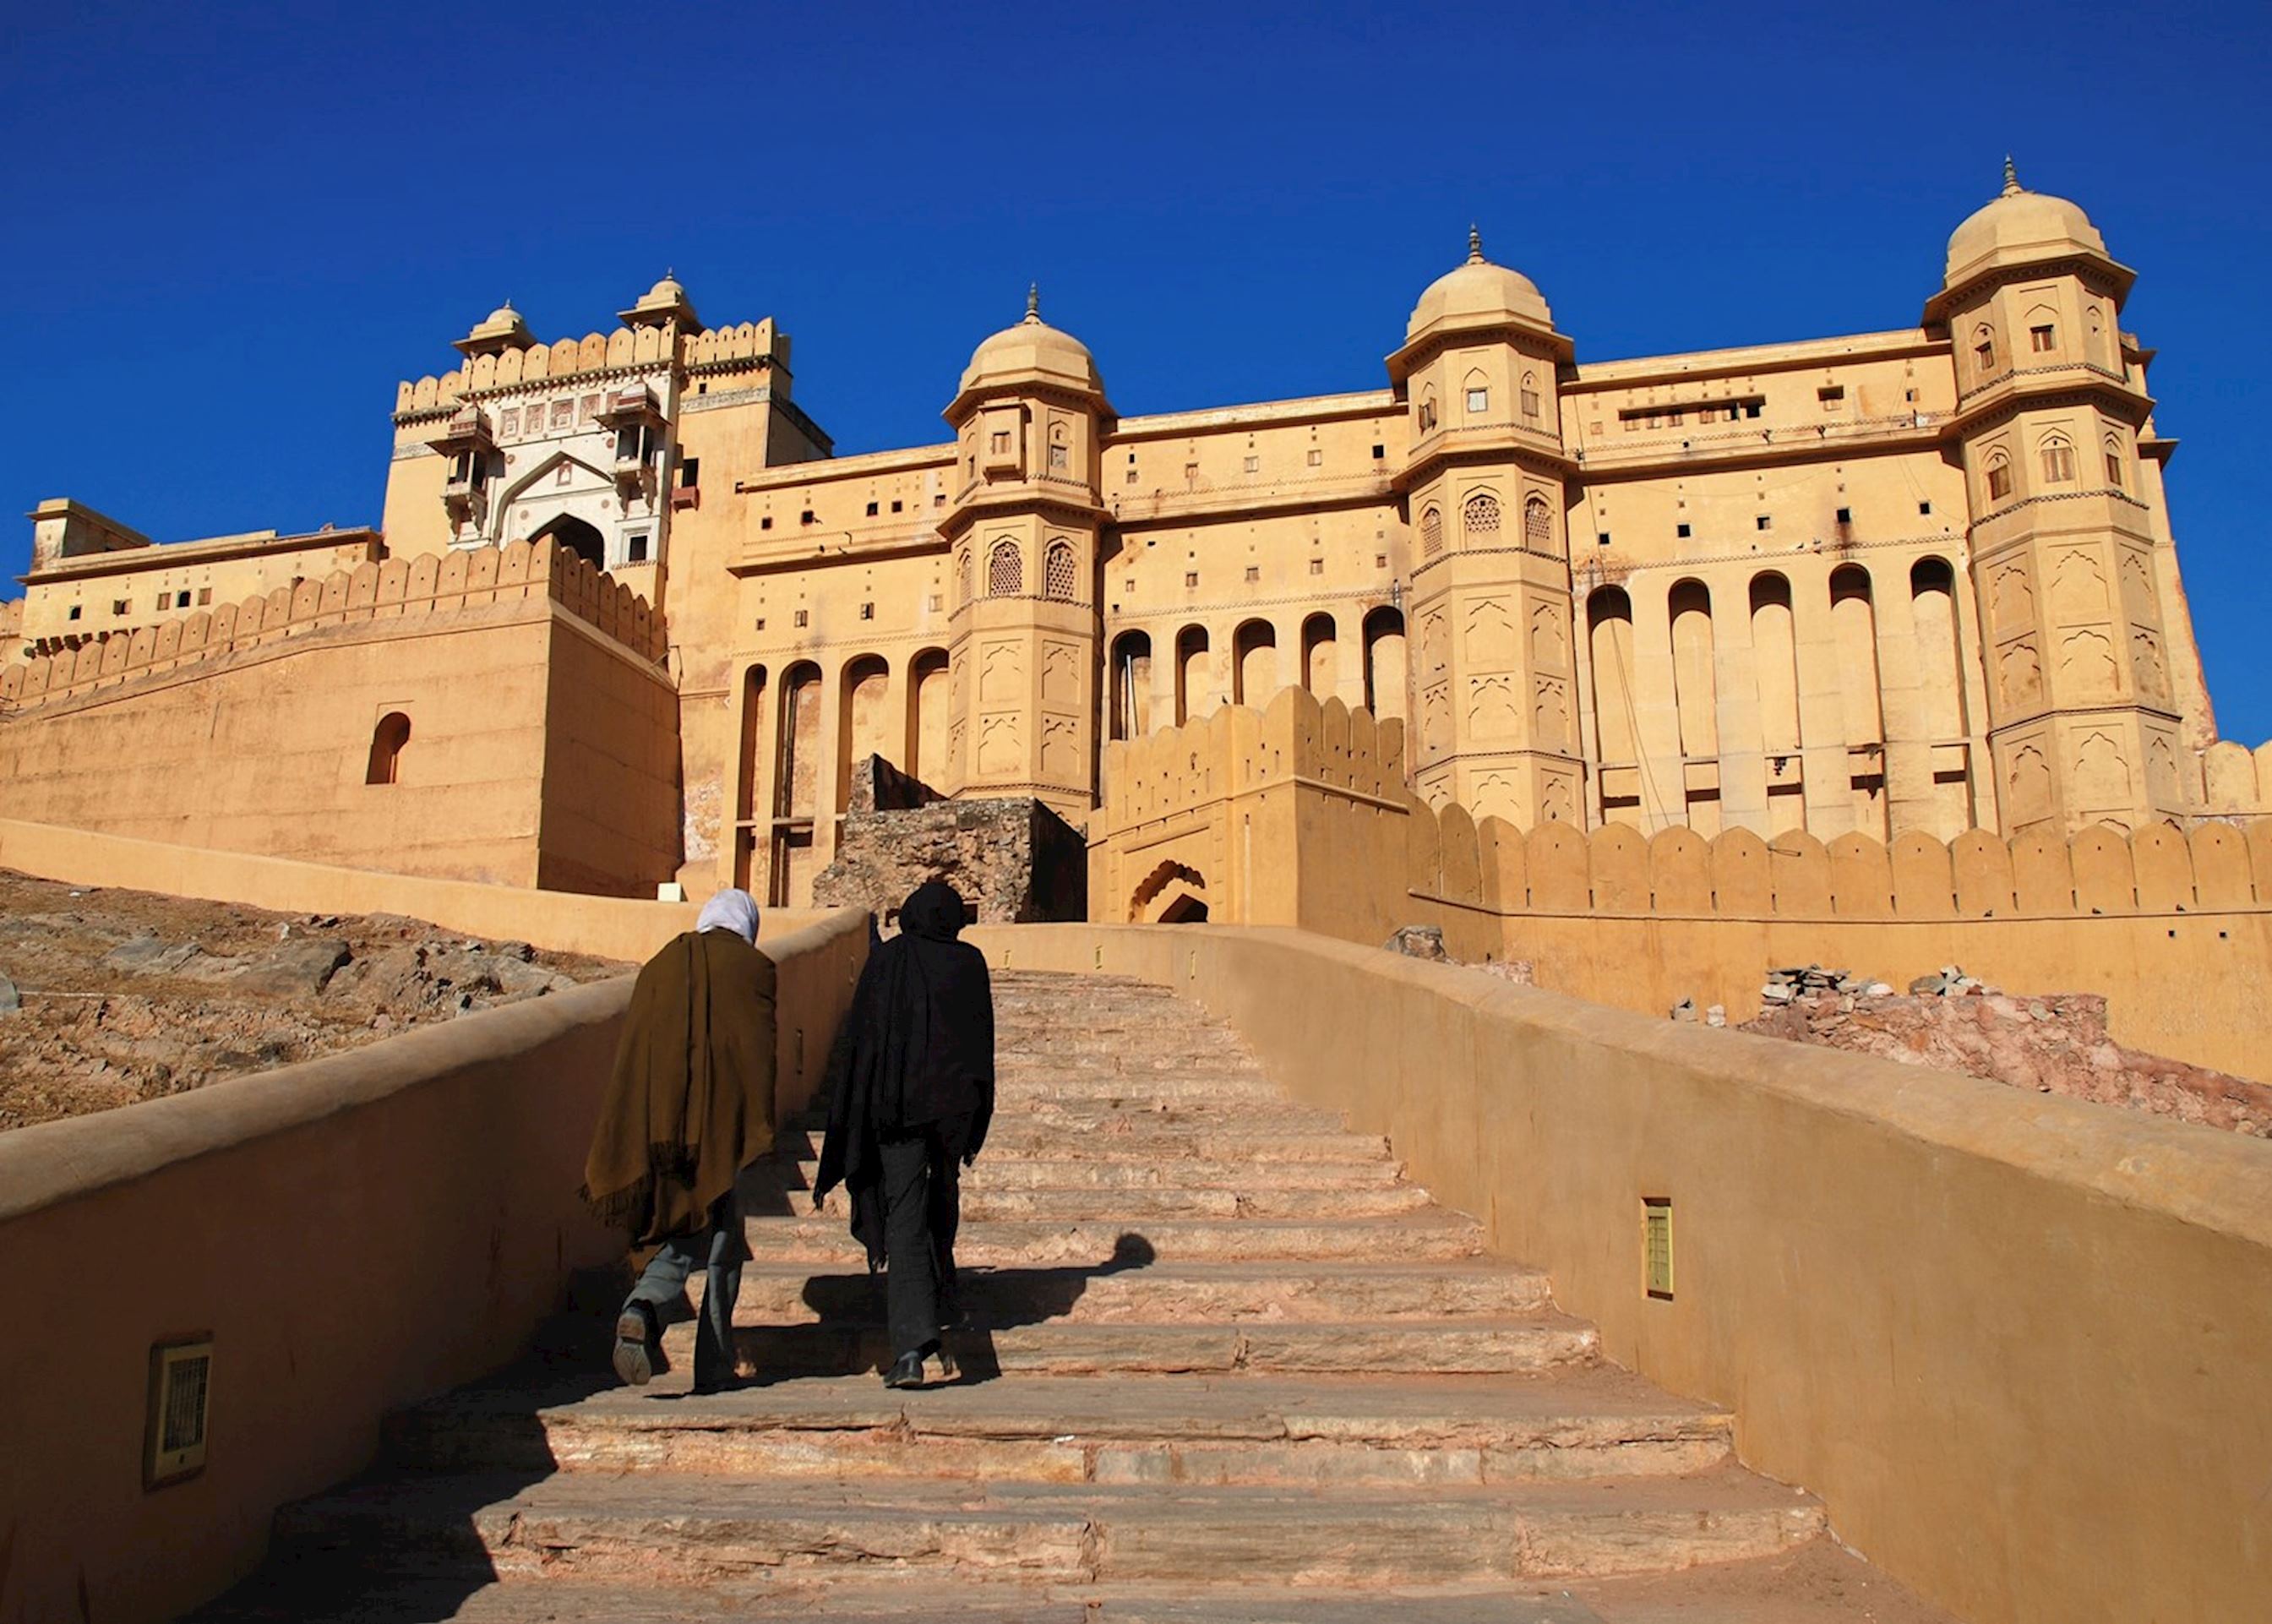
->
[583, 889, 776, 1393]
[814, 880, 995, 1389]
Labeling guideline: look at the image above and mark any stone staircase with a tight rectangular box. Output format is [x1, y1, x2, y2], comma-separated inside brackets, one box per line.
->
[197, 971, 1951, 1622]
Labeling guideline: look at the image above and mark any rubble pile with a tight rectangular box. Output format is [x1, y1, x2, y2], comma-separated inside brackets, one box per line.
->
[0, 872, 622, 1132]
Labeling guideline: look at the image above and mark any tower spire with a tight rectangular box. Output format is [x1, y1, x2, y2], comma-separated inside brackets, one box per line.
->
[1467, 223, 1485, 264]
[1025, 281, 1040, 323]
[2001, 155, 2021, 197]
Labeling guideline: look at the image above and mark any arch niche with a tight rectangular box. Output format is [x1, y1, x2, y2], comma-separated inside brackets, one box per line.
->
[1131, 858, 1209, 924]
[531, 513, 605, 569]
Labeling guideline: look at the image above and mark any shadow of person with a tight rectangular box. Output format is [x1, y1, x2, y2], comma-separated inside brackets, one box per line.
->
[728, 1231, 1159, 1388]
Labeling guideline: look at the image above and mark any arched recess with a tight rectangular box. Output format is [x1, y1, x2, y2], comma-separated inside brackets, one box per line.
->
[1361, 606, 1407, 723]
[1831, 564, 1888, 835]
[1420, 505, 1444, 559]
[1043, 538, 1077, 602]
[1749, 574, 1800, 753]
[531, 513, 604, 569]
[837, 654, 892, 810]
[1587, 586, 1637, 766]
[1174, 624, 1212, 725]
[907, 648, 949, 787]
[365, 712, 411, 785]
[1910, 558, 1970, 835]
[733, 665, 768, 889]
[775, 661, 823, 820]
[1110, 630, 1153, 742]
[1233, 619, 1278, 706]
[1300, 613, 1338, 700]
[1131, 858, 1207, 924]
[1667, 579, 1717, 758]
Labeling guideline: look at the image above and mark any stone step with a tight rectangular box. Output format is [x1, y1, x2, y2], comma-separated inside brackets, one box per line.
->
[656, 1313, 1597, 1382]
[718, 1260, 1556, 1327]
[771, 1126, 1391, 1163]
[786, 1100, 1343, 1138]
[987, 1069, 1278, 1098]
[388, 1369, 1728, 1488]
[267, 1470, 1826, 1586]
[746, 1180, 1435, 1223]
[753, 1154, 1409, 1192]
[738, 1213, 1485, 1267]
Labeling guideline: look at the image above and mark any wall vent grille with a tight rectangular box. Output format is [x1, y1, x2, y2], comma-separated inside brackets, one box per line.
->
[1643, 1198, 1675, 1300]
[146, 1336, 213, 1488]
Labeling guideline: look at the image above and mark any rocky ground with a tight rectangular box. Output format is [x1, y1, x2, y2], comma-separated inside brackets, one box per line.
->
[1741, 978, 2272, 1138]
[0, 869, 625, 1132]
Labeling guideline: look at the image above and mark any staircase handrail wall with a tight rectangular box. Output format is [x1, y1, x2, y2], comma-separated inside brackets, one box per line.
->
[0, 904, 867, 1624]
[966, 921, 2272, 1624]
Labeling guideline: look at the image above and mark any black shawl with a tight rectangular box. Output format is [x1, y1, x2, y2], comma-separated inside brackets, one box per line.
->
[813, 882, 995, 1267]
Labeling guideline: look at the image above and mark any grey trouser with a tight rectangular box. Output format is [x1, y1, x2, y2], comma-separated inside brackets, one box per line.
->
[624, 1191, 746, 1386]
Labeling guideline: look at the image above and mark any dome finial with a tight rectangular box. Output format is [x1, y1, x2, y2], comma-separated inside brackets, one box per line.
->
[1025, 281, 1041, 324]
[2001, 155, 2021, 197]
[1467, 223, 1485, 264]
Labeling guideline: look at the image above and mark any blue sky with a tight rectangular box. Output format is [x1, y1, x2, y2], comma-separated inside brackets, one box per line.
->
[4, 1, 2267, 737]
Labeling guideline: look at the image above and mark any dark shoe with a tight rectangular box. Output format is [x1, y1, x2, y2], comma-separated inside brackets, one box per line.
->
[883, 1350, 927, 1389]
[612, 1305, 657, 1387]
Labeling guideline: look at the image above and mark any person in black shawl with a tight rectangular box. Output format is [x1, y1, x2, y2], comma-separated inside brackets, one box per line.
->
[814, 880, 995, 1388]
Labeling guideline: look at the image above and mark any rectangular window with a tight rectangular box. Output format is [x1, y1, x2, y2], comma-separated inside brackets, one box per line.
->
[989, 432, 1010, 454]
[1755, 515, 1772, 531]
[1675, 523, 1692, 538]
[679, 457, 700, 488]
[176, 591, 192, 608]
[1975, 341, 1996, 372]
[891, 499, 902, 513]
[754, 617, 766, 631]
[760, 516, 773, 531]
[866, 501, 880, 516]
[197, 588, 211, 606]
[1466, 388, 1489, 414]
[1376, 553, 1387, 569]
[793, 609, 809, 628]
[556, 462, 572, 487]
[1244, 565, 1260, 583]
[1919, 500, 1932, 515]
[927, 593, 942, 612]
[1521, 387, 1540, 418]
[1184, 571, 1199, 588]
[1050, 444, 1069, 470]
[859, 602, 874, 620]
[2042, 444, 2074, 482]
[1309, 558, 1324, 575]
[113, 600, 128, 615]
[1987, 464, 2013, 501]
[1643, 1198, 1674, 1300]
[1597, 532, 1611, 547]
[1306, 449, 1322, 466]
[1744, 401, 1763, 419]
[1243, 455, 1259, 473]
[800, 509, 816, 525]
[2106, 450, 2124, 488]
[1669, 411, 1684, 427]
[2030, 324, 2056, 352]
[1372, 444, 1385, 459]
[1127, 468, 1139, 483]
[627, 533, 649, 563]
[68, 604, 82, 620]
[934, 493, 945, 506]
[1819, 386, 1844, 410]
[1835, 507, 1852, 526]
[154, 595, 167, 612]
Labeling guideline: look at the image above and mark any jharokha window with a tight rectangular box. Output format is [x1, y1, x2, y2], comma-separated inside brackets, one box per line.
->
[1043, 540, 1077, 602]
[1463, 492, 1502, 537]
[1420, 506, 1444, 557]
[989, 539, 1023, 597]
[1524, 496, 1552, 548]
[2040, 440, 2075, 483]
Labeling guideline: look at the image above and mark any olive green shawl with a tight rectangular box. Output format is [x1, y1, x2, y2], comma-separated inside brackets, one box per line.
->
[582, 929, 777, 1245]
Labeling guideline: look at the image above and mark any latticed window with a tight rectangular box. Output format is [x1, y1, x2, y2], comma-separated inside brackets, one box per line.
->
[2040, 440, 2075, 483]
[1043, 540, 1077, 602]
[1463, 492, 1501, 537]
[1524, 497, 1552, 548]
[956, 548, 973, 602]
[989, 539, 1023, 597]
[1420, 507, 1443, 557]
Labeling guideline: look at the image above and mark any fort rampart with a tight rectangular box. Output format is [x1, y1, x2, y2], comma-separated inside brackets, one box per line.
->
[0, 901, 866, 1624]
[1092, 689, 2272, 1076]
[967, 921, 2272, 1624]
[394, 319, 783, 418]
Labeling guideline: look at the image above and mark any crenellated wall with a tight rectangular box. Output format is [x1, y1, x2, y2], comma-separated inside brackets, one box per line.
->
[1091, 688, 2272, 1076]
[394, 320, 786, 418]
[0, 536, 664, 716]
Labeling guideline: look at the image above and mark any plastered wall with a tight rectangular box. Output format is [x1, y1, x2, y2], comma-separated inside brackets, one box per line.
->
[964, 923, 2272, 1624]
[1091, 689, 2272, 1076]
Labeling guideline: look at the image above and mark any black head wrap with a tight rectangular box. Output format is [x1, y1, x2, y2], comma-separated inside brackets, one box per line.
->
[813, 882, 996, 1267]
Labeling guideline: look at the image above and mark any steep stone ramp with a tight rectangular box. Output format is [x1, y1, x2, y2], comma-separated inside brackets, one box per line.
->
[196, 971, 1953, 1621]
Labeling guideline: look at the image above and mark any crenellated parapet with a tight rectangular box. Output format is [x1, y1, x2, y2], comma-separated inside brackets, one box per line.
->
[395, 320, 787, 421]
[0, 537, 666, 714]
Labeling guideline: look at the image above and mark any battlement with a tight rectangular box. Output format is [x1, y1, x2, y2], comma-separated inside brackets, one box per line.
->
[395, 320, 787, 420]
[0, 537, 665, 714]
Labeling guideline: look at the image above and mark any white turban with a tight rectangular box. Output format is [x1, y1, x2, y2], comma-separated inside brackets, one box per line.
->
[695, 888, 760, 945]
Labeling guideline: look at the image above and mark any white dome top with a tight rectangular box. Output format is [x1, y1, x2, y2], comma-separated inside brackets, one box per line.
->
[1945, 160, 2108, 283]
[1406, 228, 1553, 340]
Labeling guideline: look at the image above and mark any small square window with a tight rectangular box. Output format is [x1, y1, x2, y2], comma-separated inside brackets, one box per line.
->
[1904, 389, 1917, 403]
[113, 600, 128, 615]
[1127, 469, 1139, 483]
[1755, 515, 1772, 531]
[2030, 324, 2056, 352]
[934, 494, 945, 506]
[1306, 449, 1322, 466]
[1987, 464, 2013, 501]
[1243, 455, 1259, 473]
[1676, 523, 1692, 538]
[1375, 553, 1388, 569]
[1185, 571, 1199, 588]
[1597, 532, 1611, 548]
[866, 501, 879, 516]
[1372, 444, 1385, 459]
[859, 602, 874, 620]
[1835, 508, 1851, 526]
[927, 593, 942, 612]
[1184, 462, 1199, 481]
[1918, 500, 1932, 515]
[1466, 388, 1489, 413]
[1309, 559, 1324, 575]
[1244, 565, 1260, 583]
[177, 591, 192, 608]
[989, 432, 1010, 455]
[760, 516, 774, 531]
[800, 510, 816, 525]
[197, 588, 211, 606]
[627, 533, 649, 563]
[68, 604, 82, 620]
[754, 617, 766, 631]
[793, 608, 809, 628]
[1743, 402, 1763, 419]
[154, 595, 167, 612]
[891, 499, 903, 513]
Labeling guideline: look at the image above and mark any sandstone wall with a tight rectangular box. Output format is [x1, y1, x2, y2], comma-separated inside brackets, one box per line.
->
[1092, 689, 2272, 1076]
[0, 907, 866, 1624]
[967, 922, 2272, 1624]
[814, 755, 1087, 924]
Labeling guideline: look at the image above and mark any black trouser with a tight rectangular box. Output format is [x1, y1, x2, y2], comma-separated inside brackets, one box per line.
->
[624, 1191, 744, 1386]
[875, 1112, 973, 1359]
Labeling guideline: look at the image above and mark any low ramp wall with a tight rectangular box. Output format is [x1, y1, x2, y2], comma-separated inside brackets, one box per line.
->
[0, 907, 867, 1624]
[970, 922, 2272, 1624]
